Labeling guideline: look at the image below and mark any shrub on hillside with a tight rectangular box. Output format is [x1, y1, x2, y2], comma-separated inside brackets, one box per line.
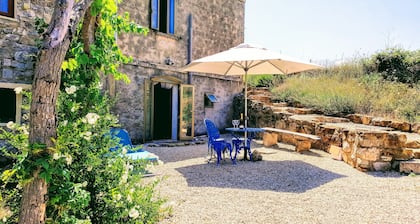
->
[364, 48, 420, 84]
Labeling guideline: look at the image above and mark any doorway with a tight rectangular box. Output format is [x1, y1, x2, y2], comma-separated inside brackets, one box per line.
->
[153, 82, 172, 139]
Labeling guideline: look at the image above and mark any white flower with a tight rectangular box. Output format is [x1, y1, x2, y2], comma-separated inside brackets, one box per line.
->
[53, 153, 61, 160]
[128, 208, 139, 219]
[71, 106, 77, 112]
[22, 113, 29, 121]
[14, 87, 23, 94]
[6, 121, 15, 129]
[83, 131, 92, 141]
[20, 125, 29, 135]
[65, 154, 73, 165]
[87, 166, 93, 171]
[85, 113, 100, 125]
[121, 173, 128, 184]
[115, 193, 122, 201]
[62, 120, 68, 126]
[65, 85, 77, 94]
[122, 146, 128, 154]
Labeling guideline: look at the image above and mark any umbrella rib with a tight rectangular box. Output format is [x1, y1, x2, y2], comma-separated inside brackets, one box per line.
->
[223, 62, 237, 75]
[267, 60, 288, 74]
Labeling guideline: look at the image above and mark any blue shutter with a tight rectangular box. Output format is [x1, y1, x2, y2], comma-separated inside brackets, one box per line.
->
[151, 0, 159, 30]
[0, 0, 9, 13]
[168, 0, 175, 34]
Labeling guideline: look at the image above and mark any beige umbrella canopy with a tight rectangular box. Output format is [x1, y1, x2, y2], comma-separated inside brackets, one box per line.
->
[182, 43, 322, 134]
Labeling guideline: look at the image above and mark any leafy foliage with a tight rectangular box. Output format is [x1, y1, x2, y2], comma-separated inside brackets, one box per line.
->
[247, 74, 285, 88]
[364, 48, 420, 84]
[1, 0, 166, 223]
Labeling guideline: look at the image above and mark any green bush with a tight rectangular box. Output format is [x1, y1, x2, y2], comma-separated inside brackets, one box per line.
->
[247, 74, 285, 88]
[364, 48, 420, 84]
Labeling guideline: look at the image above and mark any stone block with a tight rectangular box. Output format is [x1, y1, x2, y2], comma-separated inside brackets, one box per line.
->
[356, 147, 381, 161]
[279, 133, 296, 145]
[404, 138, 420, 148]
[3, 58, 12, 66]
[414, 149, 420, 159]
[356, 158, 371, 170]
[380, 155, 393, 162]
[344, 114, 372, 125]
[358, 132, 385, 148]
[373, 161, 391, 171]
[2, 69, 14, 79]
[295, 140, 311, 153]
[328, 145, 342, 161]
[361, 115, 373, 125]
[262, 132, 278, 147]
[383, 148, 413, 161]
[371, 117, 392, 127]
[390, 121, 411, 132]
[412, 122, 420, 134]
[342, 151, 356, 167]
[399, 159, 420, 174]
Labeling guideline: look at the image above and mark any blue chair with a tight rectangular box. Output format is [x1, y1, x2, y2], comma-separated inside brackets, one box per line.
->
[204, 119, 235, 165]
[110, 128, 158, 162]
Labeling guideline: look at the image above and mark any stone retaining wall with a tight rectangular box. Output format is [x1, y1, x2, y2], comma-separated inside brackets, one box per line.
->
[241, 89, 420, 172]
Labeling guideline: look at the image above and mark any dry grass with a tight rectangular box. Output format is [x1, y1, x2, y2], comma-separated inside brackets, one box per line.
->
[272, 64, 420, 122]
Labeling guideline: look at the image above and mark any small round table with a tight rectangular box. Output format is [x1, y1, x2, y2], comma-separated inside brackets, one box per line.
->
[225, 127, 264, 161]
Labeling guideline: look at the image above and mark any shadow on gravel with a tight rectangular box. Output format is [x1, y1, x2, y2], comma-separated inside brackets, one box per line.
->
[176, 160, 346, 193]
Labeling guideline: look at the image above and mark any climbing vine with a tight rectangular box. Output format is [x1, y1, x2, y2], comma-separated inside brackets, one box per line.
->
[1, 0, 166, 223]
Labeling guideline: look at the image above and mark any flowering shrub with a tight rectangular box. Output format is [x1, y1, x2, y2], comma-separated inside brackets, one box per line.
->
[0, 0, 165, 223]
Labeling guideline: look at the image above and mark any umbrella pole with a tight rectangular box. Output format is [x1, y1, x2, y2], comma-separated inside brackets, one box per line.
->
[244, 69, 248, 152]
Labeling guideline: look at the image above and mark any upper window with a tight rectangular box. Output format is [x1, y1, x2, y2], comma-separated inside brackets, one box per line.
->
[0, 0, 14, 18]
[151, 0, 175, 34]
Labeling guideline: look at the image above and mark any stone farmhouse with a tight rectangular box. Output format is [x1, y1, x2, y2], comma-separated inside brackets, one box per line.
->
[0, 0, 246, 143]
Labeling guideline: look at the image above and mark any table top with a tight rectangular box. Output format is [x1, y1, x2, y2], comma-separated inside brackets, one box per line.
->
[225, 127, 264, 132]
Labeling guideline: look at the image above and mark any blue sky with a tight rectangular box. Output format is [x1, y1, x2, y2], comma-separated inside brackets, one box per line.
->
[245, 0, 420, 64]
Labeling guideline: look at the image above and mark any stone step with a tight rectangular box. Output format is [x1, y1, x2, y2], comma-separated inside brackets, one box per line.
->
[400, 159, 420, 174]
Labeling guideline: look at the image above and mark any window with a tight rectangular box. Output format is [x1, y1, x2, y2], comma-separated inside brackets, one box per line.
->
[0, 88, 16, 122]
[0, 0, 14, 18]
[204, 93, 218, 108]
[151, 0, 175, 34]
[0, 83, 30, 125]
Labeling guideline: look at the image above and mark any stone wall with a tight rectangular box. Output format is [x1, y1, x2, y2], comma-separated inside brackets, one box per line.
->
[1, 0, 246, 143]
[0, 0, 54, 84]
[245, 88, 420, 172]
[113, 0, 245, 142]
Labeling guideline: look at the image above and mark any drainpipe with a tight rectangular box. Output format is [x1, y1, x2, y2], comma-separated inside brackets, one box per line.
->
[187, 13, 193, 84]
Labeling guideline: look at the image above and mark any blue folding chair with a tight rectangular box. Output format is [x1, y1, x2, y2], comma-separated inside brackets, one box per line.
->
[204, 119, 235, 165]
[110, 128, 158, 162]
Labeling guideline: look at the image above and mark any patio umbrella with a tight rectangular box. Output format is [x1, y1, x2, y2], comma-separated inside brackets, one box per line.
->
[181, 43, 322, 137]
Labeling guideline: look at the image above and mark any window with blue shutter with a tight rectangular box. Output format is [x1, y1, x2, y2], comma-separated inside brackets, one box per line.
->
[150, 0, 175, 34]
[151, 0, 159, 30]
[0, 0, 14, 18]
[168, 0, 175, 34]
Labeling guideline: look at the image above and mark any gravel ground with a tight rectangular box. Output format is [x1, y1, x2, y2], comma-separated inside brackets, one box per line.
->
[145, 136, 420, 224]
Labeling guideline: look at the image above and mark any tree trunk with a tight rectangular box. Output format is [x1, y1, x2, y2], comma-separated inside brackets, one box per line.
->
[18, 0, 93, 223]
[19, 41, 70, 224]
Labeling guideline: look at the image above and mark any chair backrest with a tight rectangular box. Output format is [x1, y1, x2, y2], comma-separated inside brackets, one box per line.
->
[110, 128, 133, 151]
[204, 119, 221, 141]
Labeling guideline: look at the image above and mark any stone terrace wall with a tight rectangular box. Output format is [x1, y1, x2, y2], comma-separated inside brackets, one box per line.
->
[242, 88, 420, 172]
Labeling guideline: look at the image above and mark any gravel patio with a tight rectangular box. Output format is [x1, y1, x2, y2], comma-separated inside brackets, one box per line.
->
[145, 136, 420, 224]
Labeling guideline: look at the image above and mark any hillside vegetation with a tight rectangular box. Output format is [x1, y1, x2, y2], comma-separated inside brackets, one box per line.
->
[249, 48, 420, 122]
